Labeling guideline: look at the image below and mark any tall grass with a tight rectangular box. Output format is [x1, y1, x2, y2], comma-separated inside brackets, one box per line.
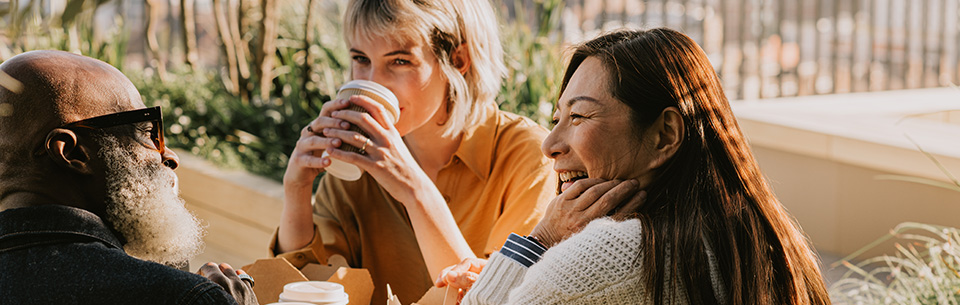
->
[829, 223, 960, 304]
[829, 144, 960, 304]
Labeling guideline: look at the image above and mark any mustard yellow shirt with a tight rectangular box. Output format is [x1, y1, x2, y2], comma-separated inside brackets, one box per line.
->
[271, 104, 556, 304]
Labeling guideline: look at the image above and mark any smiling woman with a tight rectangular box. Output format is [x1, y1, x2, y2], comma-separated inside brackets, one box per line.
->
[546, 58, 666, 193]
[440, 28, 831, 305]
[271, 0, 557, 303]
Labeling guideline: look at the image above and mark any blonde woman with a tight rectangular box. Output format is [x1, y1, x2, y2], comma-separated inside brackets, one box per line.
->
[272, 0, 556, 302]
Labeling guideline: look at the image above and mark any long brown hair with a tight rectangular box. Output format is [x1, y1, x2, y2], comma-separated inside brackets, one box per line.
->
[560, 28, 830, 304]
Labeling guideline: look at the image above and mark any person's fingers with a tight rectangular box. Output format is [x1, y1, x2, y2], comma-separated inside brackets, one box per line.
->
[435, 264, 458, 287]
[290, 136, 338, 169]
[331, 108, 388, 140]
[325, 146, 373, 169]
[560, 178, 606, 199]
[438, 271, 458, 288]
[435, 258, 485, 288]
[438, 270, 479, 290]
[296, 135, 341, 151]
[218, 263, 241, 282]
[303, 112, 351, 137]
[318, 97, 352, 117]
[322, 128, 372, 154]
[198, 262, 221, 277]
[448, 271, 479, 290]
[290, 152, 329, 169]
[217, 263, 255, 300]
[584, 180, 640, 215]
[573, 180, 624, 210]
[345, 95, 392, 128]
[199, 262, 230, 288]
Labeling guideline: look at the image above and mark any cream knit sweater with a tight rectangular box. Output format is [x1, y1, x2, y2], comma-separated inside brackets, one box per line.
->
[462, 218, 724, 305]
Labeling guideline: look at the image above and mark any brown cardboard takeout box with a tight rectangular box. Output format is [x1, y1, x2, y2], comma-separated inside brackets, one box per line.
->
[241, 257, 457, 305]
[242, 257, 373, 305]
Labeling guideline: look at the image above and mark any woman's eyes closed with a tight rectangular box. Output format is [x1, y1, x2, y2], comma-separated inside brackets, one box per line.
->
[549, 113, 587, 125]
[569, 113, 588, 124]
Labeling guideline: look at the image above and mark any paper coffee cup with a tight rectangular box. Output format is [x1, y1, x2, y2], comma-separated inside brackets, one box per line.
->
[321, 80, 400, 181]
[278, 281, 350, 305]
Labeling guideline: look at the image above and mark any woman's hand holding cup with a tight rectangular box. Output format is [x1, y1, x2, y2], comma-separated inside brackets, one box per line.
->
[283, 97, 354, 189]
[323, 94, 431, 205]
[529, 178, 646, 248]
[285, 80, 400, 186]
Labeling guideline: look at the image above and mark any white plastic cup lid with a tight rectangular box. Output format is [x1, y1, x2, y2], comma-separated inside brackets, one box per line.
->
[279, 281, 349, 303]
[337, 80, 400, 124]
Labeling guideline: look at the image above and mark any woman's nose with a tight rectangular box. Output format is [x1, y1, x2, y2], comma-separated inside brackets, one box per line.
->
[541, 126, 567, 159]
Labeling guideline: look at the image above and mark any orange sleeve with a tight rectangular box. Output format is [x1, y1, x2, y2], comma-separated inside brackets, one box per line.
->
[268, 225, 324, 268]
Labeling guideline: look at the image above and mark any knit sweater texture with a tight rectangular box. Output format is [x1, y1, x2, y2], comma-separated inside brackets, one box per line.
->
[462, 217, 724, 304]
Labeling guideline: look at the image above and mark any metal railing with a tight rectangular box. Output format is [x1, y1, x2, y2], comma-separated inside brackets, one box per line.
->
[558, 0, 960, 100]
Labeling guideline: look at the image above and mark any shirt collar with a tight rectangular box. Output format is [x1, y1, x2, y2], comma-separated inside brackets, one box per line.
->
[0, 204, 124, 250]
[451, 102, 500, 181]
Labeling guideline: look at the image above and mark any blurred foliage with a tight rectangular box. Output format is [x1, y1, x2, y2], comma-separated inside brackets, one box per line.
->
[497, 0, 565, 126]
[132, 1, 349, 180]
[0, 0, 564, 181]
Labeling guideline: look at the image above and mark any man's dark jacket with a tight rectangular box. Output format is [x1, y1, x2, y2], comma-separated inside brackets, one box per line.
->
[0, 204, 237, 304]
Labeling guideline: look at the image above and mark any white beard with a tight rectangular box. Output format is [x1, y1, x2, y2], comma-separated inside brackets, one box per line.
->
[98, 135, 205, 266]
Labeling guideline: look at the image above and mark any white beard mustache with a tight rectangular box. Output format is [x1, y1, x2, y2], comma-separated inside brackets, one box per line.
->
[98, 135, 205, 266]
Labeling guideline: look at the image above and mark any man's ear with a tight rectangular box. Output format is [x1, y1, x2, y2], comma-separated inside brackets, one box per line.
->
[451, 44, 471, 75]
[647, 107, 685, 169]
[44, 128, 95, 175]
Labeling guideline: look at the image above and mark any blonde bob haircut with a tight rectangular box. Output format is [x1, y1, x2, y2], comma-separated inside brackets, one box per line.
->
[343, 0, 507, 138]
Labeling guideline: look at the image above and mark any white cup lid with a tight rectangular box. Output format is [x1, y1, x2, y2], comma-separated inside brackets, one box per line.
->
[321, 151, 363, 181]
[280, 281, 348, 303]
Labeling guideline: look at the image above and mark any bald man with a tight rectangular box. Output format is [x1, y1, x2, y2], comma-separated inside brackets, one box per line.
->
[0, 51, 257, 304]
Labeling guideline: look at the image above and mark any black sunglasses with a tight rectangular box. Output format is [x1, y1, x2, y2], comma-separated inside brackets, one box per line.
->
[61, 106, 166, 155]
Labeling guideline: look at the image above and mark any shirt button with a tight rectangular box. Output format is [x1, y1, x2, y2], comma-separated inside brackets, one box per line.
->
[295, 253, 305, 260]
[442, 195, 451, 202]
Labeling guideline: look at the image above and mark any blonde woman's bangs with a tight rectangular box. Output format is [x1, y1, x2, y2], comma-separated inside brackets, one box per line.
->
[343, 0, 432, 49]
[342, 0, 506, 139]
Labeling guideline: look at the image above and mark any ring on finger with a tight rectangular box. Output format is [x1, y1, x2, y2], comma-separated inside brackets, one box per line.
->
[236, 273, 255, 287]
[361, 138, 371, 152]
